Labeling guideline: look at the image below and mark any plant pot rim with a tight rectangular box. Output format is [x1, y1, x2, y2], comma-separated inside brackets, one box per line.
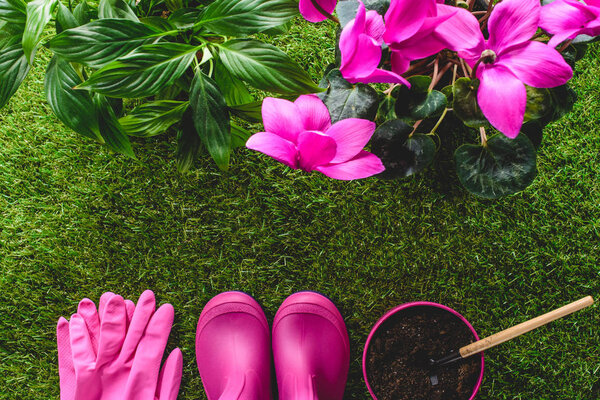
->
[362, 301, 485, 400]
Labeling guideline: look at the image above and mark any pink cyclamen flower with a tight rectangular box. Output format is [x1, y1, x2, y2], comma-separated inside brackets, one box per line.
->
[299, 0, 336, 23]
[457, 0, 573, 138]
[339, 1, 409, 84]
[246, 95, 385, 180]
[540, 0, 600, 48]
[383, 0, 480, 74]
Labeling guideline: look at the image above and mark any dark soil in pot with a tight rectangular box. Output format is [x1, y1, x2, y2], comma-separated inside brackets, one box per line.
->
[366, 306, 481, 400]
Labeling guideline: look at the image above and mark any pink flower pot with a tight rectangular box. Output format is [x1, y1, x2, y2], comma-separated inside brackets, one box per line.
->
[362, 301, 484, 400]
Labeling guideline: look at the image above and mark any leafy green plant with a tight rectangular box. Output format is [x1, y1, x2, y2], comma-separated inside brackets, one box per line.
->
[0, 0, 320, 171]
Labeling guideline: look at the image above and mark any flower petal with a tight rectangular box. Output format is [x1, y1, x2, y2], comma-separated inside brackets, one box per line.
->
[352, 68, 411, 85]
[365, 10, 386, 43]
[547, 28, 583, 47]
[325, 118, 376, 163]
[246, 132, 298, 169]
[540, 0, 596, 35]
[487, 0, 540, 53]
[435, 4, 484, 53]
[297, 131, 337, 171]
[499, 41, 573, 88]
[299, 0, 337, 23]
[262, 97, 304, 143]
[391, 51, 411, 74]
[383, 0, 436, 45]
[340, 33, 382, 80]
[294, 94, 331, 132]
[317, 151, 385, 180]
[477, 65, 526, 138]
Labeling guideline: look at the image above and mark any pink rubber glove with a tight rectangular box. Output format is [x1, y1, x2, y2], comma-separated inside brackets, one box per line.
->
[56, 290, 183, 400]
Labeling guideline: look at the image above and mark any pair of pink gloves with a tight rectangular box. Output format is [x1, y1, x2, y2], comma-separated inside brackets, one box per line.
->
[56, 290, 182, 400]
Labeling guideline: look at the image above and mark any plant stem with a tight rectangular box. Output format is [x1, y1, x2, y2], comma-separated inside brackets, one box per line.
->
[428, 58, 439, 91]
[468, 0, 476, 11]
[452, 64, 458, 85]
[309, 0, 340, 24]
[480, 126, 488, 147]
[429, 62, 453, 90]
[558, 39, 573, 53]
[431, 107, 449, 135]
[383, 83, 398, 95]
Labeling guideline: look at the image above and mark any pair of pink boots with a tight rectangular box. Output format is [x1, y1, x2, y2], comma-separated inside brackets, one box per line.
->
[196, 291, 350, 400]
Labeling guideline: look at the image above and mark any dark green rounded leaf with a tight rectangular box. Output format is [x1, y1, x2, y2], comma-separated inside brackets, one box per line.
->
[78, 42, 199, 98]
[197, 0, 297, 35]
[409, 90, 446, 120]
[454, 133, 537, 199]
[370, 120, 435, 179]
[190, 70, 231, 170]
[45, 55, 101, 140]
[547, 84, 577, 123]
[119, 100, 189, 137]
[336, 0, 389, 27]
[524, 86, 552, 122]
[218, 39, 321, 95]
[48, 19, 162, 69]
[452, 77, 487, 128]
[407, 75, 431, 94]
[0, 35, 30, 109]
[317, 69, 378, 123]
[376, 94, 397, 123]
[521, 120, 543, 150]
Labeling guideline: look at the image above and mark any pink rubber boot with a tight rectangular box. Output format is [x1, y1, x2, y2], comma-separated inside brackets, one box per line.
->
[196, 292, 273, 400]
[273, 292, 350, 400]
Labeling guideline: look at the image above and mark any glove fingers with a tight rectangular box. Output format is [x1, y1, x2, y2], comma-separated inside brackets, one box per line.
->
[124, 303, 175, 400]
[156, 348, 183, 400]
[77, 299, 100, 354]
[120, 290, 156, 361]
[69, 314, 96, 370]
[57, 317, 76, 400]
[98, 292, 116, 321]
[125, 299, 135, 328]
[96, 295, 127, 367]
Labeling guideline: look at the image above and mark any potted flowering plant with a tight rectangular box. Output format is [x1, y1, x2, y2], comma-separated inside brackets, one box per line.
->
[0, 0, 597, 197]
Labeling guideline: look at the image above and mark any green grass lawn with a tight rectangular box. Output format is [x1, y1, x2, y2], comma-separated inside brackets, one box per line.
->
[1, 18, 599, 400]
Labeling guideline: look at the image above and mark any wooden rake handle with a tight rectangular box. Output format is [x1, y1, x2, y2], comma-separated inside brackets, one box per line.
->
[460, 296, 594, 358]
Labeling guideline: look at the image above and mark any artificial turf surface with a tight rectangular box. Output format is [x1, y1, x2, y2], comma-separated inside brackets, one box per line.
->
[1, 17, 599, 400]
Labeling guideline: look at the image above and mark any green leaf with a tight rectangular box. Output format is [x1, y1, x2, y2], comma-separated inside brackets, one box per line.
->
[168, 7, 202, 29]
[139, 16, 175, 31]
[165, 0, 183, 12]
[231, 122, 251, 148]
[22, 0, 57, 63]
[98, 0, 138, 21]
[0, 35, 30, 109]
[45, 55, 101, 140]
[119, 100, 189, 137]
[47, 19, 162, 68]
[73, 0, 92, 25]
[318, 69, 379, 123]
[547, 84, 577, 123]
[78, 42, 199, 98]
[407, 75, 431, 94]
[409, 90, 446, 120]
[56, 1, 79, 33]
[176, 109, 202, 172]
[376, 94, 397, 123]
[229, 101, 262, 122]
[452, 77, 487, 128]
[190, 70, 231, 170]
[370, 119, 435, 179]
[94, 93, 135, 157]
[214, 59, 252, 106]
[336, 0, 389, 27]
[521, 120, 543, 150]
[0, 0, 26, 24]
[524, 86, 552, 122]
[197, 0, 296, 35]
[454, 133, 537, 199]
[218, 39, 321, 95]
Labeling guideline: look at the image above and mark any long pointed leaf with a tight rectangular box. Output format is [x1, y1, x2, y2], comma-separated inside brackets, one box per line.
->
[197, 0, 297, 35]
[98, 0, 138, 21]
[78, 42, 199, 98]
[0, 0, 26, 24]
[218, 39, 321, 95]
[22, 0, 57, 63]
[45, 55, 101, 140]
[47, 19, 161, 68]
[0, 35, 30, 109]
[190, 70, 230, 170]
[94, 93, 135, 157]
[119, 100, 189, 137]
